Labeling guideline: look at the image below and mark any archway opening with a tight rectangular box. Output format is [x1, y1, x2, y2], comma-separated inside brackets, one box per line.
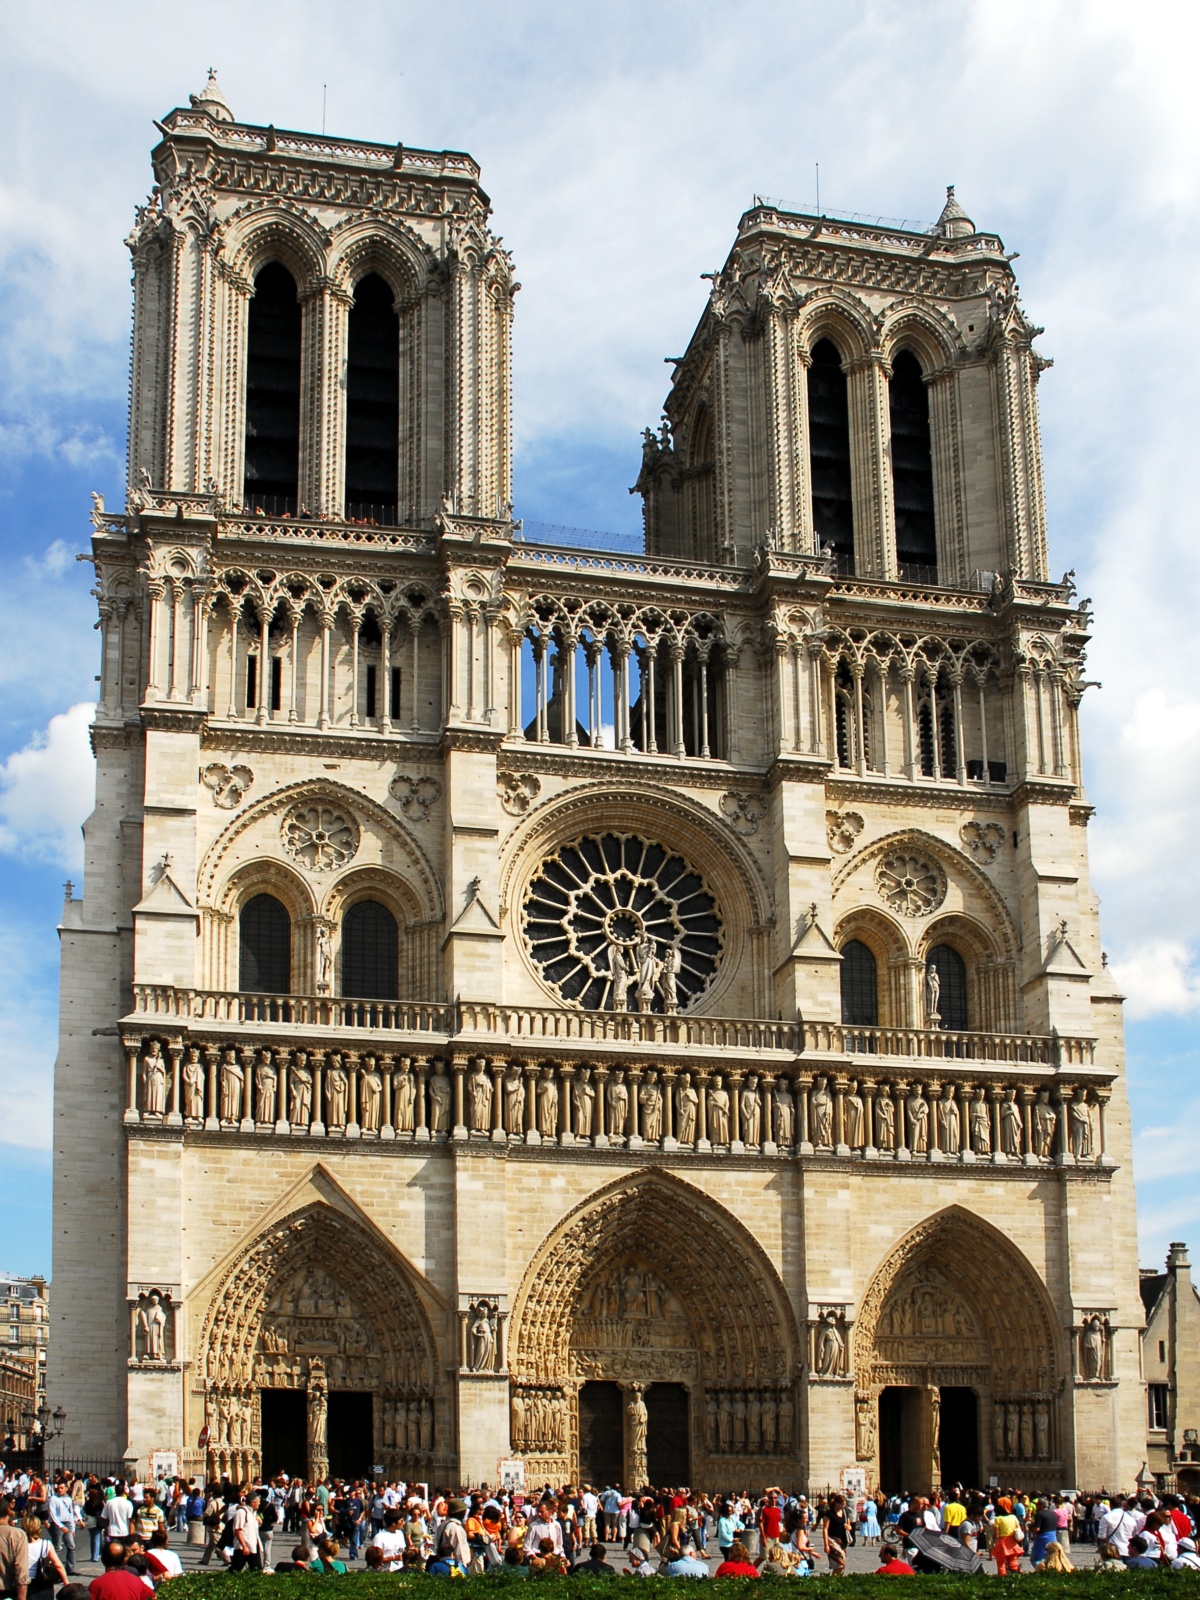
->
[938, 1386, 979, 1490]
[578, 1381, 623, 1490]
[260, 1387, 305, 1478]
[328, 1391, 374, 1480]
[879, 1386, 924, 1493]
[647, 1383, 691, 1487]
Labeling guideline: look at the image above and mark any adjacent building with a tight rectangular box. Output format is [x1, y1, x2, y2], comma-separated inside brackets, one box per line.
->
[1141, 1243, 1200, 1493]
[51, 73, 1145, 1494]
[1, 1275, 48, 1447]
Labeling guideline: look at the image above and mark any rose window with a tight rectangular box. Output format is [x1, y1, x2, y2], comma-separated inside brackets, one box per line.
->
[875, 852, 946, 917]
[522, 832, 722, 1012]
[281, 804, 359, 871]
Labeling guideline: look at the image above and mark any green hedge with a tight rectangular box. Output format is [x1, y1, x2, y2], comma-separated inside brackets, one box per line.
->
[170, 1573, 1200, 1598]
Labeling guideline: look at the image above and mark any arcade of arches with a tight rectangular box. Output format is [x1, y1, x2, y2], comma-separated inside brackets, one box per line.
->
[190, 1189, 1074, 1491]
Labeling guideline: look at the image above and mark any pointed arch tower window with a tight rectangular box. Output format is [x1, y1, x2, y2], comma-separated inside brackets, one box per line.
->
[345, 273, 400, 524]
[807, 338, 854, 572]
[243, 263, 301, 514]
[889, 348, 937, 582]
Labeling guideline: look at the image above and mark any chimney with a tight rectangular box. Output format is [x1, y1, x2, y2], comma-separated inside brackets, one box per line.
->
[1169, 1242, 1191, 1274]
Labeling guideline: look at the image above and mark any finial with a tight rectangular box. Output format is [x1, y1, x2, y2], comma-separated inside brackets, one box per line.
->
[935, 184, 975, 240]
[189, 69, 234, 123]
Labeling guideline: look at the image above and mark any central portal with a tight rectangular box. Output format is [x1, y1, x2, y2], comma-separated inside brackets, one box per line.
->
[260, 1388, 306, 1478]
[937, 1387, 979, 1489]
[328, 1392, 374, 1480]
[646, 1383, 690, 1486]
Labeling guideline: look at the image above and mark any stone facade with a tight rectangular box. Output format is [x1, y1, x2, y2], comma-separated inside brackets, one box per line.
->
[51, 75, 1144, 1495]
[1141, 1244, 1200, 1492]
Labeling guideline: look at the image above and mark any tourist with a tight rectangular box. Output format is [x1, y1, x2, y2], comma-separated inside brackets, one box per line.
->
[572, 1541, 616, 1576]
[859, 1496, 880, 1545]
[665, 1538, 709, 1578]
[580, 1488, 599, 1544]
[713, 1539, 759, 1579]
[89, 1543, 145, 1600]
[24, 1512, 67, 1596]
[1096, 1540, 1127, 1572]
[0, 1499, 30, 1600]
[435, 1498, 472, 1569]
[144, 1528, 182, 1582]
[1098, 1495, 1139, 1557]
[523, 1501, 563, 1560]
[625, 1548, 654, 1578]
[371, 1508, 406, 1568]
[819, 1494, 850, 1576]
[715, 1499, 742, 1560]
[46, 1483, 80, 1577]
[991, 1498, 1023, 1575]
[1037, 1542, 1074, 1573]
[1125, 1535, 1160, 1571]
[100, 1487, 134, 1545]
[601, 1487, 622, 1542]
[1029, 1496, 1060, 1566]
[1174, 1537, 1200, 1572]
[876, 1546, 915, 1577]
[229, 1491, 263, 1573]
[308, 1537, 347, 1575]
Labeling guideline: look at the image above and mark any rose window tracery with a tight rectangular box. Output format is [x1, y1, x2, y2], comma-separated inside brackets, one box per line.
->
[281, 804, 359, 871]
[875, 852, 946, 917]
[522, 832, 722, 1012]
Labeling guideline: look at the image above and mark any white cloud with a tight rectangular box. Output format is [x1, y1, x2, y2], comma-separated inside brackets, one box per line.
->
[1111, 941, 1200, 1021]
[0, 702, 96, 872]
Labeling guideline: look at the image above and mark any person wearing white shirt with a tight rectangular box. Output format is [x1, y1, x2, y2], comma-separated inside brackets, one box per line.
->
[601, 1488, 622, 1541]
[102, 1490, 135, 1539]
[371, 1512, 407, 1568]
[523, 1504, 563, 1558]
[48, 1487, 80, 1574]
[581, 1490, 599, 1543]
[1098, 1498, 1138, 1556]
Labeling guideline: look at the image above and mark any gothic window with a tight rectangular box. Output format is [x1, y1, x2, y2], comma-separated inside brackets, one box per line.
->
[889, 349, 937, 583]
[686, 406, 716, 560]
[341, 900, 399, 1000]
[243, 263, 301, 514]
[807, 339, 854, 571]
[840, 939, 878, 1027]
[239, 893, 291, 994]
[927, 944, 967, 1031]
[345, 274, 400, 524]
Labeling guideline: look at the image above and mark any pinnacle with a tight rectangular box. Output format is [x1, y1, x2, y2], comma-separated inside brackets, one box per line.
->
[189, 68, 234, 123]
[936, 183, 975, 239]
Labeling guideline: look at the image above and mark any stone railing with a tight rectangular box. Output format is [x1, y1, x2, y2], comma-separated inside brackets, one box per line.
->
[803, 1022, 1094, 1069]
[121, 1007, 1114, 1168]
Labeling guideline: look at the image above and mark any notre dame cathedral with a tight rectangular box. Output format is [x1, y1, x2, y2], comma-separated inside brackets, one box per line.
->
[52, 72, 1144, 1495]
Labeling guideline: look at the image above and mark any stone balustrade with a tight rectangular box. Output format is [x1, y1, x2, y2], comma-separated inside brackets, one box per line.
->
[123, 1031, 1114, 1167]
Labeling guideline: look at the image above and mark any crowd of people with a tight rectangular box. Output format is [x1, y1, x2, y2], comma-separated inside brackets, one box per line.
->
[2, 1465, 1200, 1587]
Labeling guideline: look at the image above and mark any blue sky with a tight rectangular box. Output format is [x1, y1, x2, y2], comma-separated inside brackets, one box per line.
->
[1, 0, 1198, 1277]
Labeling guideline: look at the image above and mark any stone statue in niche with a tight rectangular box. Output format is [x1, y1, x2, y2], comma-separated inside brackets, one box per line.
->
[325, 1056, 348, 1129]
[772, 1076, 794, 1147]
[136, 1290, 170, 1362]
[937, 1085, 960, 1154]
[970, 1086, 991, 1154]
[811, 1077, 834, 1147]
[627, 1385, 649, 1471]
[875, 1091, 896, 1151]
[1069, 1089, 1092, 1160]
[739, 1074, 761, 1145]
[182, 1046, 204, 1121]
[906, 1088, 929, 1154]
[1033, 1088, 1057, 1158]
[924, 960, 941, 1025]
[219, 1048, 244, 1122]
[316, 925, 333, 994]
[142, 1042, 167, 1116]
[289, 1054, 313, 1124]
[675, 1072, 698, 1144]
[393, 1066, 416, 1132]
[255, 1050, 277, 1124]
[814, 1309, 846, 1377]
[503, 1066, 525, 1135]
[659, 944, 680, 1014]
[844, 1081, 865, 1149]
[606, 1068, 629, 1140]
[360, 1058, 383, 1133]
[572, 1066, 596, 1138]
[855, 1390, 876, 1459]
[1080, 1313, 1110, 1380]
[468, 1060, 493, 1131]
[639, 1070, 663, 1141]
[467, 1300, 498, 1371]
[536, 1066, 559, 1138]
[708, 1075, 730, 1144]
[428, 1066, 451, 1133]
[1000, 1088, 1023, 1156]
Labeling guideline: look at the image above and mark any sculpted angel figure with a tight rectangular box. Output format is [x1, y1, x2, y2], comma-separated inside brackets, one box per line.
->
[503, 1065, 526, 1135]
[142, 1042, 167, 1116]
[708, 1074, 730, 1144]
[638, 1069, 663, 1142]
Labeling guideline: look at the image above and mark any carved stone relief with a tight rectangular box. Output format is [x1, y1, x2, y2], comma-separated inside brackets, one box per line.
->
[960, 820, 1006, 864]
[827, 808, 865, 854]
[202, 762, 254, 808]
[390, 774, 441, 821]
[281, 803, 360, 870]
[875, 852, 947, 916]
[719, 790, 765, 836]
[498, 771, 541, 815]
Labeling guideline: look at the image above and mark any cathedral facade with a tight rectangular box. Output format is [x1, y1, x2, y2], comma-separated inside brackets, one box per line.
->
[52, 74, 1144, 1495]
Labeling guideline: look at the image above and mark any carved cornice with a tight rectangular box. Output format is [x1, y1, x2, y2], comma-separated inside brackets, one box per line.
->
[91, 723, 137, 752]
[1009, 779, 1079, 810]
[440, 727, 505, 755]
[825, 776, 1012, 813]
[500, 743, 754, 791]
[200, 726, 441, 759]
[140, 705, 209, 734]
[768, 757, 832, 788]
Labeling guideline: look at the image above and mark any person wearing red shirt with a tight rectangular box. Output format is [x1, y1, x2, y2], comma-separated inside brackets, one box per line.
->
[714, 1539, 760, 1578]
[1169, 1500, 1194, 1544]
[759, 1493, 784, 1545]
[877, 1549, 916, 1576]
[89, 1543, 149, 1600]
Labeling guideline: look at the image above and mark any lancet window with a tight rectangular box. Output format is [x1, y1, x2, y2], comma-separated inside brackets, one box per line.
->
[240, 894, 291, 994]
[840, 939, 879, 1027]
[344, 274, 400, 524]
[807, 338, 855, 572]
[889, 349, 938, 583]
[520, 603, 726, 761]
[243, 264, 302, 515]
[927, 943, 968, 1031]
[342, 900, 399, 1001]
